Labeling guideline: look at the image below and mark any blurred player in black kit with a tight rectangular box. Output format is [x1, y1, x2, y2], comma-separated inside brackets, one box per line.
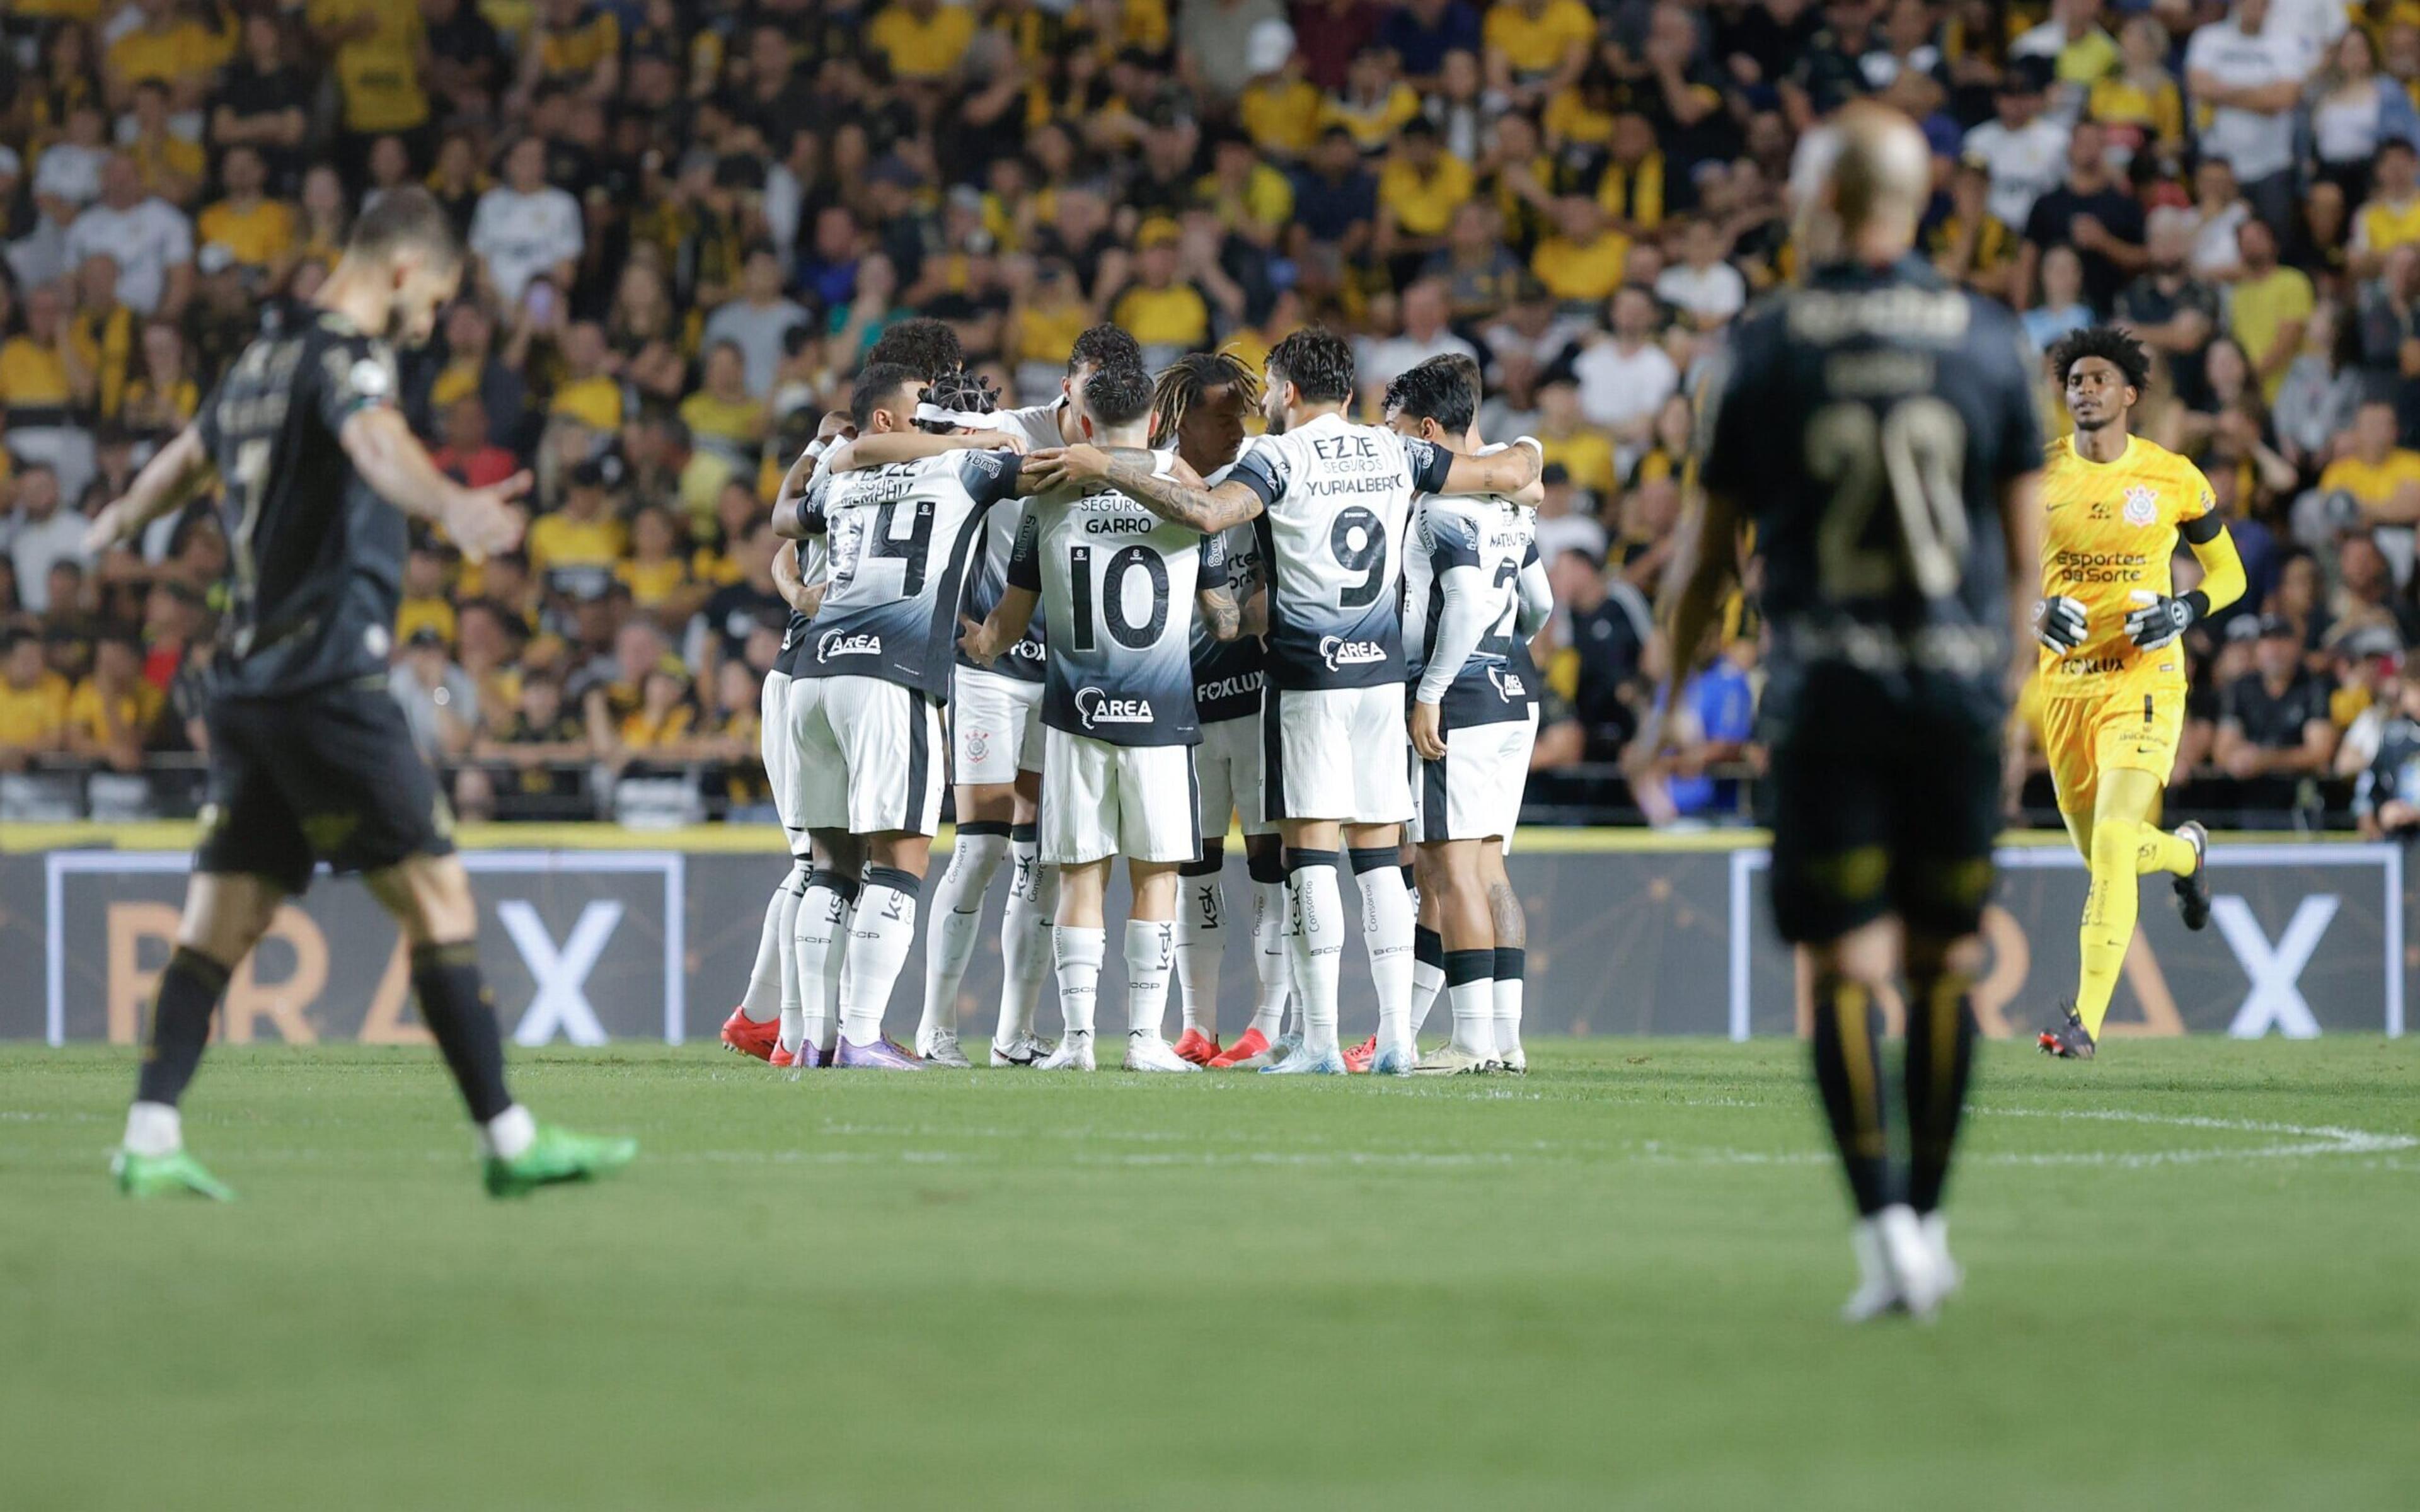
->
[1659, 104, 2044, 1320]
[86, 188, 637, 1200]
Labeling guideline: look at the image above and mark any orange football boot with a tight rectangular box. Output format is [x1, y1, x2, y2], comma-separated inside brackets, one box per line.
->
[1207, 1027, 1270, 1068]
[1173, 1028, 1221, 1065]
[1341, 1034, 1377, 1074]
[720, 1008, 779, 1062]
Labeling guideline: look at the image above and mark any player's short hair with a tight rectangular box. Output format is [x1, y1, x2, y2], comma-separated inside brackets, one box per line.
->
[347, 186, 463, 267]
[1070, 323, 1146, 376]
[850, 362, 923, 429]
[915, 364, 1001, 433]
[1080, 362, 1153, 429]
[1383, 353, 1479, 435]
[1265, 326, 1356, 405]
[2046, 324, 2152, 393]
[864, 318, 964, 381]
[1148, 350, 1262, 448]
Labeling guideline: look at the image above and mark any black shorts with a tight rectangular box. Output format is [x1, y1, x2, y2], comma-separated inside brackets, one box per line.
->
[196, 680, 456, 895]
[1760, 686, 2002, 946]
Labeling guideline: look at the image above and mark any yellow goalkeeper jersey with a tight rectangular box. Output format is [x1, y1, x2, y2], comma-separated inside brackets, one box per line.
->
[2036, 433, 2216, 702]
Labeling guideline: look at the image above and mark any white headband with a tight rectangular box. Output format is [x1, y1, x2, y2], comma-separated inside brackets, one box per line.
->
[914, 402, 995, 428]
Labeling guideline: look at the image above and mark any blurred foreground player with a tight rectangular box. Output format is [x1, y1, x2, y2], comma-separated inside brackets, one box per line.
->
[1662, 105, 2042, 1319]
[2031, 327, 2241, 1060]
[84, 189, 637, 1198]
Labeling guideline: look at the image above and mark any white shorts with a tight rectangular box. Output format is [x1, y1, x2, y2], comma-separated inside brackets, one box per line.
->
[1412, 707, 1540, 847]
[1193, 713, 1272, 840]
[785, 674, 947, 837]
[950, 666, 1044, 788]
[1039, 725, 1202, 866]
[759, 668, 807, 847]
[1262, 685, 1413, 827]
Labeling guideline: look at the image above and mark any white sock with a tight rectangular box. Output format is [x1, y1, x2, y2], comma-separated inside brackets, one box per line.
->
[1354, 854, 1416, 1051]
[1124, 917, 1175, 1039]
[1409, 927, 1445, 1037]
[740, 874, 790, 1022]
[1286, 857, 1345, 1054]
[480, 1104, 536, 1160]
[123, 1100, 182, 1157]
[776, 865, 808, 1050]
[998, 835, 1054, 1045]
[1494, 953, 1524, 1061]
[1172, 871, 1224, 1038]
[1053, 924, 1105, 1037]
[795, 874, 853, 1053]
[1444, 949, 1497, 1058]
[839, 868, 920, 1045]
[1250, 877, 1289, 1038]
[919, 826, 1008, 1044]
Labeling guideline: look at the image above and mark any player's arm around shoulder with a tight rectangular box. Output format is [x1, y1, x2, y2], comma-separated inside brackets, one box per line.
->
[1023, 442, 1259, 530]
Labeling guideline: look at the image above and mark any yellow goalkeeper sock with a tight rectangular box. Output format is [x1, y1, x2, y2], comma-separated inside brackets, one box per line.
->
[2076, 816, 2145, 1038]
[2138, 826, 2199, 878]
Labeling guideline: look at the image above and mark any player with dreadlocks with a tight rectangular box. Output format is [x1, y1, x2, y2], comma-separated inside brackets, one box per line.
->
[1148, 352, 1297, 1068]
[768, 364, 1037, 1065]
[2031, 325, 2244, 1060]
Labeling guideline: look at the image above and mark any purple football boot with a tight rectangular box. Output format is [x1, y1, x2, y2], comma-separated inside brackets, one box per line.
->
[832, 1034, 926, 1070]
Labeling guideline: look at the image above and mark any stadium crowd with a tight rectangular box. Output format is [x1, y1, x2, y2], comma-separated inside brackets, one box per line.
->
[3, 0, 2420, 829]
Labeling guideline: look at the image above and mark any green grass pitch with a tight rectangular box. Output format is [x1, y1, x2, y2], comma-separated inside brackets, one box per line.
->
[5, 1038, 2416, 1511]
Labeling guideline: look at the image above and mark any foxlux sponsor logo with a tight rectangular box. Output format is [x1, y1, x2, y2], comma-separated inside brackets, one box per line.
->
[1197, 670, 1264, 702]
[1008, 639, 1046, 662]
[1076, 687, 1155, 729]
[1319, 636, 1387, 670]
[819, 631, 882, 662]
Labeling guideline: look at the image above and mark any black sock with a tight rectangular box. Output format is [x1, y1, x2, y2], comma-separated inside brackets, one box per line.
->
[1808, 974, 1894, 1217]
[134, 947, 233, 1106]
[1903, 968, 1979, 1215]
[1414, 925, 1443, 971]
[1493, 946, 1525, 986]
[410, 942, 514, 1125]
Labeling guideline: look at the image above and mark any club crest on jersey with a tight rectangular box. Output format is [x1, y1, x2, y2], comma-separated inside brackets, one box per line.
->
[1075, 687, 1154, 728]
[2123, 485, 2158, 526]
[1318, 636, 1387, 670]
[818, 630, 882, 662]
[1486, 665, 1527, 701]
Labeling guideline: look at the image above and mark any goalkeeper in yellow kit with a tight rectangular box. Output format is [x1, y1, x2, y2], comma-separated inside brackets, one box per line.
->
[2032, 327, 2247, 1059]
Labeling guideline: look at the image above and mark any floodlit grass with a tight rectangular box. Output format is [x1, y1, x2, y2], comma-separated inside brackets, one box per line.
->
[4, 1038, 2416, 1510]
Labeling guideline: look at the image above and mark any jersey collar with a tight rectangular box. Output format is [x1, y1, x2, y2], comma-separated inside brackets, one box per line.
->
[2067, 432, 2136, 469]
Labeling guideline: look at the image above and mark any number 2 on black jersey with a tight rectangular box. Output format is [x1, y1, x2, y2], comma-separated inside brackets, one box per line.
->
[1805, 398, 1969, 600]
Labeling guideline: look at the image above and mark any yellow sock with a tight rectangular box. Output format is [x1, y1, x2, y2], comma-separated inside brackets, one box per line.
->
[2136, 827, 2198, 878]
[2076, 817, 2142, 1038]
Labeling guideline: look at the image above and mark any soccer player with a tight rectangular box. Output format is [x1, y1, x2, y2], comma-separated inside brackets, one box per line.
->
[83, 188, 635, 1198]
[1662, 104, 2043, 1318]
[1025, 328, 1543, 1074]
[961, 363, 1240, 1070]
[911, 326, 1148, 1067]
[2032, 326, 2242, 1061]
[1384, 355, 1554, 1075]
[772, 365, 1029, 1067]
[1148, 352, 1294, 1070]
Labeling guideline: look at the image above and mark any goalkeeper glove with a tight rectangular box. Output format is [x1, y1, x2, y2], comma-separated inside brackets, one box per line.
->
[2124, 589, 2204, 651]
[2034, 595, 2087, 652]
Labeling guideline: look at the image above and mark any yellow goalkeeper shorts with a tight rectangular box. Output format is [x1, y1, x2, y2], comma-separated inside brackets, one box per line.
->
[2041, 685, 2186, 816]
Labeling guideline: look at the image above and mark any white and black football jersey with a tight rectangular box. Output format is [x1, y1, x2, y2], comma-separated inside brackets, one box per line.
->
[955, 400, 1064, 684]
[795, 449, 1023, 700]
[1404, 469, 1538, 726]
[1223, 413, 1455, 692]
[1008, 450, 1220, 747]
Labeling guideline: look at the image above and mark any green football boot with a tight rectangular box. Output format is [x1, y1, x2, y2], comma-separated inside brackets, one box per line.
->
[482, 1124, 638, 1198]
[112, 1148, 237, 1201]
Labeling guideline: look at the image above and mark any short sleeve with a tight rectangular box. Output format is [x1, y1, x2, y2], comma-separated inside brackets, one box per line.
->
[314, 336, 398, 435]
[1228, 439, 1285, 507]
[1197, 530, 1230, 590]
[959, 448, 1025, 508]
[1403, 435, 1455, 495]
[1005, 503, 1043, 591]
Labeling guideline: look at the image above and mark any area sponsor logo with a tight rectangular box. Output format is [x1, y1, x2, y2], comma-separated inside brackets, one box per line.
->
[818, 631, 882, 662]
[1076, 687, 1155, 729]
[1318, 636, 1386, 670]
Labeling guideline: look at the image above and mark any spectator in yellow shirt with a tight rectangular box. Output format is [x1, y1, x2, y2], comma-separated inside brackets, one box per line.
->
[868, 0, 979, 83]
[124, 81, 204, 208]
[195, 146, 297, 287]
[616, 505, 704, 624]
[1322, 47, 1423, 156]
[1376, 118, 1475, 284]
[396, 542, 460, 648]
[64, 631, 161, 772]
[527, 458, 630, 592]
[2320, 402, 2420, 570]
[1111, 221, 1218, 367]
[679, 341, 769, 469]
[1235, 21, 1324, 160]
[514, 0, 622, 106]
[1534, 377, 1618, 497]
[105, 0, 222, 113]
[548, 321, 626, 434]
[0, 629, 72, 767]
[2353, 139, 2420, 277]
[308, 0, 432, 160]
[2227, 219, 2315, 403]
[1196, 133, 1295, 248]
[1531, 196, 1629, 304]
[1484, 0, 1594, 110]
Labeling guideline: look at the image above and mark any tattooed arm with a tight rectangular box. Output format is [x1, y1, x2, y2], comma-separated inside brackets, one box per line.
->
[1023, 444, 1265, 533]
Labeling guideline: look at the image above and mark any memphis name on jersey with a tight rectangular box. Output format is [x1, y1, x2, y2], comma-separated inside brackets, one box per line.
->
[1405, 490, 1538, 727]
[800, 449, 1023, 700]
[1226, 414, 1457, 691]
[1010, 463, 1216, 747]
[1189, 518, 1265, 724]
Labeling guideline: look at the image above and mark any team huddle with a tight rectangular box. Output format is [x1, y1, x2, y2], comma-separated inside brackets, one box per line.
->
[718, 316, 1548, 1077]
